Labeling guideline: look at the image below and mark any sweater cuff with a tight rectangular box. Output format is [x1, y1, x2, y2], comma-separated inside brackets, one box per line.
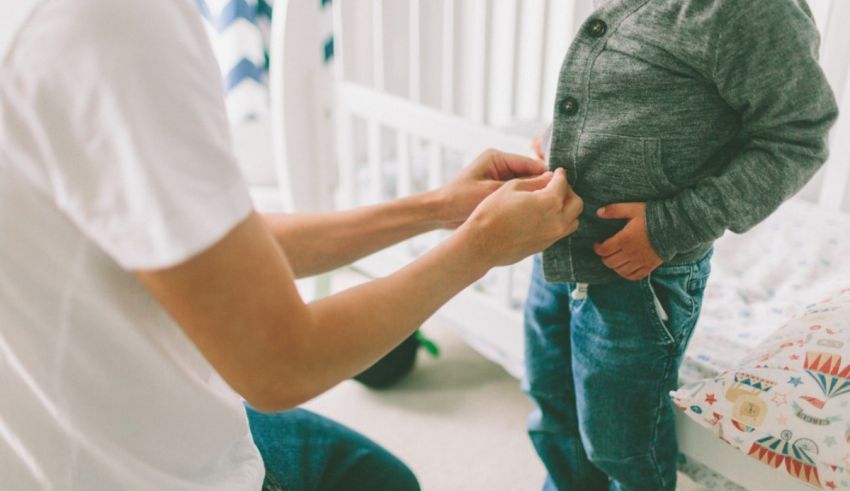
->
[645, 198, 714, 262]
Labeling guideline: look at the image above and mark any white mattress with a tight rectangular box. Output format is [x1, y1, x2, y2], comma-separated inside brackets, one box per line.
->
[679, 199, 850, 385]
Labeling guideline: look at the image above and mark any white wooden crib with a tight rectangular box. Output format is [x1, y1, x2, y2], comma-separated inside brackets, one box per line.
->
[257, 1, 850, 489]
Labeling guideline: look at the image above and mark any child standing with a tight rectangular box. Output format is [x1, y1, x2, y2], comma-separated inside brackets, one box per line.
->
[524, 1, 838, 490]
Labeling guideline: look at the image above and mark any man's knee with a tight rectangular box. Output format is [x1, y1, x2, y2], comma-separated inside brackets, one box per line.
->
[344, 445, 420, 491]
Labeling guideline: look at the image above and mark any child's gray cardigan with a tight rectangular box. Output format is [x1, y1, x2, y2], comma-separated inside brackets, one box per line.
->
[543, 0, 839, 284]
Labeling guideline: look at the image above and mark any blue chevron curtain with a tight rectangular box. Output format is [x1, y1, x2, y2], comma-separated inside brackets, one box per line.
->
[195, 0, 275, 123]
[195, 0, 336, 124]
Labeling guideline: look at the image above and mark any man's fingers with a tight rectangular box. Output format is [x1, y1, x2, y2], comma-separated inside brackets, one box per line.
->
[511, 171, 554, 192]
[492, 151, 548, 179]
[541, 168, 569, 199]
[562, 188, 582, 218]
[597, 202, 641, 220]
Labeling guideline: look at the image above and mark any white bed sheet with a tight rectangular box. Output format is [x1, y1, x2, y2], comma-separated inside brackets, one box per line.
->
[680, 199, 850, 385]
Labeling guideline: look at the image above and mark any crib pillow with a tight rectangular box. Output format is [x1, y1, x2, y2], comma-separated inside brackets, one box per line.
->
[672, 287, 850, 490]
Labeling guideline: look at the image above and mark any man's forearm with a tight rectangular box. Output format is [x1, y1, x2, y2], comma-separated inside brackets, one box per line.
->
[287, 229, 490, 403]
[262, 191, 446, 278]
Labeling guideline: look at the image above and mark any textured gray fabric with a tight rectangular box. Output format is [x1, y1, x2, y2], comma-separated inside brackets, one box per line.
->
[542, 0, 838, 284]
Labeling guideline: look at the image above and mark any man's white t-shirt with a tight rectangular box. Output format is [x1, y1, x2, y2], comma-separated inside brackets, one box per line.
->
[0, 0, 265, 489]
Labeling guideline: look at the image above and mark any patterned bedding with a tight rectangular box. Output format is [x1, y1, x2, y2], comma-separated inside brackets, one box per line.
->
[673, 199, 850, 490]
[674, 287, 850, 490]
[680, 199, 850, 385]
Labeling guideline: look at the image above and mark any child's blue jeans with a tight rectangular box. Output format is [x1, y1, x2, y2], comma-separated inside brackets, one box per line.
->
[246, 407, 420, 491]
[523, 251, 712, 491]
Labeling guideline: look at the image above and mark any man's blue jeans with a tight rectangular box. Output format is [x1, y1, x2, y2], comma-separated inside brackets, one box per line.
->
[523, 252, 712, 491]
[247, 407, 420, 491]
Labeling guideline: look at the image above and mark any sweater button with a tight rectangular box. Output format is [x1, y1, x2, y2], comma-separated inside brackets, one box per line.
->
[588, 19, 607, 38]
[561, 96, 579, 116]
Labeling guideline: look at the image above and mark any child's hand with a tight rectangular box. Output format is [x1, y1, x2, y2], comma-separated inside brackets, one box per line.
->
[531, 135, 546, 160]
[593, 203, 662, 281]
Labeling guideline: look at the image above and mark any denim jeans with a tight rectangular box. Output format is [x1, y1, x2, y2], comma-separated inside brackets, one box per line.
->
[246, 407, 420, 491]
[523, 251, 712, 491]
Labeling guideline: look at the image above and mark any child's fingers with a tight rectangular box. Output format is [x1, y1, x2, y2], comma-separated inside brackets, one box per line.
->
[531, 136, 546, 160]
[594, 237, 622, 258]
[602, 252, 631, 270]
[597, 202, 642, 220]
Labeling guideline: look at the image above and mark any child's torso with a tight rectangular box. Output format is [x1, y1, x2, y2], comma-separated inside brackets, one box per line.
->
[544, 0, 742, 283]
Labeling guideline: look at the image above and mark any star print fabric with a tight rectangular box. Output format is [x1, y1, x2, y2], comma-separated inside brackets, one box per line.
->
[673, 287, 850, 490]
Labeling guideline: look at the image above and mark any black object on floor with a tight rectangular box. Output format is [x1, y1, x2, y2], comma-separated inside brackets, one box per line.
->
[354, 334, 420, 389]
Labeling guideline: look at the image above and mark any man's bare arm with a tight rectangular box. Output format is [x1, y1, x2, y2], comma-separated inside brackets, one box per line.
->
[262, 192, 442, 278]
[135, 169, 581, 413]
[263, 150, 548, 278]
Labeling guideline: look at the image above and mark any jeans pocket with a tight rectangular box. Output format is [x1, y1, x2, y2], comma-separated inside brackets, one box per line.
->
[642, 267, 699, 347]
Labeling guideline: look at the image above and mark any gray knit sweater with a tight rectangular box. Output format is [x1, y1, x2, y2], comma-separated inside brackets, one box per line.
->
[542, 0, 838, 284]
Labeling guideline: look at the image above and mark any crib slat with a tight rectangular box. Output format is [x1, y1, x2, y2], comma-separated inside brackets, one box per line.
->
[366, 0, 386, 204]
[371, 0, 385, 90]
[331, 0, 346, 82]
[426, 142, 445, 249]
[331, 0, 356, 208]
[441, 0, 455, 113]
[396, 132, 412, 197]
[821, 0, 850, 103]
[409, 0, 422, 103]
[460, 0, 489, 123]
[427, 142, 443, 190]
[516, 0, 547, 121]
[541, 0, 573, 119]
[335, 113, 357, 209]
[367, 123, 383, 203]
[808, 0, 834, 44]
[809, 0, 850, 211]
[331, 2, 346, 82]
[487, 0, 520, 125]
[818, 69, 850, 211]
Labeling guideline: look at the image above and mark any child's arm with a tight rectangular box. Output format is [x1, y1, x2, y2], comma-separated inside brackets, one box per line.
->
[643, 0, 838, 263]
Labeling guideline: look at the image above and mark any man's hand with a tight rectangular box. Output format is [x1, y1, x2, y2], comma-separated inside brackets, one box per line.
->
[436, 149, 547, 228]
[593, 202, 662, 281]
[463, 168, 583, 267]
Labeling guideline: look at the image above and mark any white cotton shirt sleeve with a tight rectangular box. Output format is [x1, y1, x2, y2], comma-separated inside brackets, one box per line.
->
[8, 0, 253, 270]
[1, 1, 266, 490]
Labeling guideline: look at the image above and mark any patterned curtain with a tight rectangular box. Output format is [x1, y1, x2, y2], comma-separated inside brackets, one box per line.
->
[194, 0, 275, 124]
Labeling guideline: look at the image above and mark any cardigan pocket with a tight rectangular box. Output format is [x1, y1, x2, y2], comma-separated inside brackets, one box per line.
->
[575, 132, 675, 203]
[656, 134, 738, 190]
